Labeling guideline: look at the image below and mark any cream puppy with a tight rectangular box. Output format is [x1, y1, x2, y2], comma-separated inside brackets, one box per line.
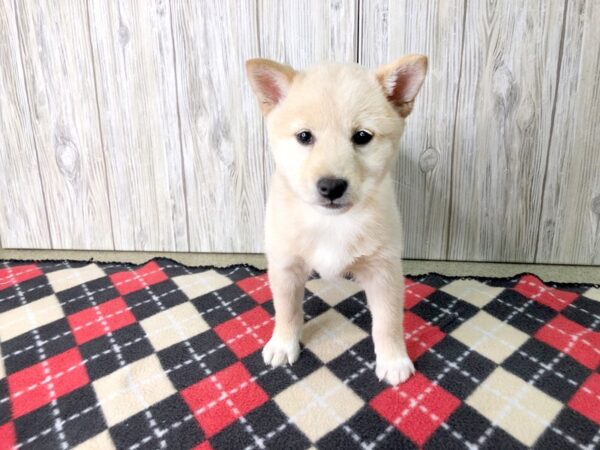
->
[246, 55, 427, 385]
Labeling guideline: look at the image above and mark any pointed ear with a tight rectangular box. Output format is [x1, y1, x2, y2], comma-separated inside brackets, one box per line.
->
[376, 54, 428, 117]
[245, 58, 296, 115]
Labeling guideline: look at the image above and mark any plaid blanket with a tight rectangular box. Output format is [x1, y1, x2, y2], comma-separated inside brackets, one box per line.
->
[0, 258, 598, 450]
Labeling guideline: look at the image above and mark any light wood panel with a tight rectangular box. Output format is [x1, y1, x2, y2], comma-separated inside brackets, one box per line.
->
[88, 0, 188, 251]
[259, 0, 359, 179]
[14, 0, 113, 249]
[447, 0, 565, 262]
[0, 0, 50, 248]
[537, 0, 600, 264]
[359, 0, 465, 260]
[171, 1, 265, 252]
[1, 0, 599, 265]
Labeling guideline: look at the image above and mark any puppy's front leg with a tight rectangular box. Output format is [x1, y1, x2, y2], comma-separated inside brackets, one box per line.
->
[356, 259, 414, 385]
[263, 261, 308, 367]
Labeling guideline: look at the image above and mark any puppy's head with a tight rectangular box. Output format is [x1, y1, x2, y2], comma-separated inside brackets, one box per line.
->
[246, 56, 427, 214]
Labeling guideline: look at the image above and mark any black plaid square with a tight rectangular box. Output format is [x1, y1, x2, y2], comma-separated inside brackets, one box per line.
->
[192, 284, 257, 327]
[327, 339, 382, 402]
[55, 275, 120, 315]
[13, 385, 105, 449]
[561, 295, 600, 329]
[334, 292, 371, 333]
[79, 323, 154, 381]
[0, 276, 54, 313]
[2, 318, 76, 375]
[535, 408, 600, 449]
[243, 347, 321, 398]
[303, 294, 330, 319]
[153, 258, 205, 278]
[484, 275, 521, 289]
[411, 290, 479, 333]
[411, 273, 449, 289]
[216, 264, 263, 282]
[425, 404, 526, 450]
[484, 289, 558, 334]
[318, 406, 415, 450]
[0, 378, 10, 425]
[502, 338, 591, 402]
[123, 279, 188, 321]
[261, 299, 276, 317]
[210, 400, 310, 450]
[157, 330, 237, 390]
[110, 393, 204, 450]
[417, 336, 496, 399]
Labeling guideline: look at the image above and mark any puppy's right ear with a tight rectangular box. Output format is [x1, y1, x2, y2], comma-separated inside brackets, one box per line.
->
[246, 59, 296, 115]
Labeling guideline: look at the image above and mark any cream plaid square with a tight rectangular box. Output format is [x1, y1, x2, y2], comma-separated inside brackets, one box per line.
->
[274, 367, 363, 442]
[0, 294, 64, 341]
[141, 302, 209, 351]
[306, 277, 363, 306]
[451, 311, 529, 363]
[302, 309, 368, 362]
[46, 263, 105, 293]
[467, 367, 562, 446]
[93, 354, 175, 426]
[583, 287, 600, 302]
[173, 270, 232, 300]
[441, 279, 504, 308]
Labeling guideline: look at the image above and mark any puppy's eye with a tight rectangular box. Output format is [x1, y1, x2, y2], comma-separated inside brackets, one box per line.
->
[296, 130, 314, 145]
[352, 130, 373, 145]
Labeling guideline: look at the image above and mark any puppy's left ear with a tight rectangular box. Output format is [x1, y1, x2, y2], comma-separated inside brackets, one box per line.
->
[246, 58, 296, 115]
[376, 54, 428, 117]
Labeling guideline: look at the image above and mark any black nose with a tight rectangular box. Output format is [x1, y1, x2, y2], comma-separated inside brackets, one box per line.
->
[317, 177, 348, 201]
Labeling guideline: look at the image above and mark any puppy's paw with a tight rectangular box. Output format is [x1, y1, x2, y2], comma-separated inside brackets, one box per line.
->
[376, 355, 415, 385]
[262, 336, 300, 367]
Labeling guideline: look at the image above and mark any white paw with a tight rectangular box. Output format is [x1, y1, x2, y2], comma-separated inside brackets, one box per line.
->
[376, 355, 415, 385]
[262, 336, 300, 367]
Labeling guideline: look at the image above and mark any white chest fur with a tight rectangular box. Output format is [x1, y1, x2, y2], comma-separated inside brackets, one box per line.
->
[302, 208, 377, 279]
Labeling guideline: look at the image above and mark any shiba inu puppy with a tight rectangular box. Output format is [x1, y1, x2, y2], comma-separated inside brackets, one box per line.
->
[245, 55, 427, 385]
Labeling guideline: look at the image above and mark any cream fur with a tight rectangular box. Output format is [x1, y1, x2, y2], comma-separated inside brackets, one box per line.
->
[246, 55, 427, 385]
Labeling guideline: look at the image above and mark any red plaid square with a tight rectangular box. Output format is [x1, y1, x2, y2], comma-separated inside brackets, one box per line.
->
[513, 275, 578, 311]
[237, 274, 272, 304]
[535, 315, 600, 369]
[404, 311, 445, 360]
[0, 422, 16, 450]
[568, 373, 600, 424]
[110, 261, 168, 296]
[214, 307, 273, 358]
[67, 297, 136, 345]
[182, 362, 268, 438]
[370, 372, 460, 446]
[8, 348, 89, 418]
[405, 279, 436, 309]
[0, 264, 43, 290]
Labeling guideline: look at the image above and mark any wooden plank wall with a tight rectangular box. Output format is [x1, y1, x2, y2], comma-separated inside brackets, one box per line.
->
[0, 0, 598, 265]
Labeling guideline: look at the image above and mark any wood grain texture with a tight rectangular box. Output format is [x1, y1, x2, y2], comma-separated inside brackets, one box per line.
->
[171, 0, 265, 252]
[0, 0, 50, 248]
[447, 0, 565, 262]
[537, 0, 600, 264]
[88, 0, 188, 251]
[359, 0, 465, 260]
[14, 0, 113, 249]
[259, 0, 359, 183]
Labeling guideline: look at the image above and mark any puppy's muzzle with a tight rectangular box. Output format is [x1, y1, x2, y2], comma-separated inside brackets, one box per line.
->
[317, 177, 348, 201]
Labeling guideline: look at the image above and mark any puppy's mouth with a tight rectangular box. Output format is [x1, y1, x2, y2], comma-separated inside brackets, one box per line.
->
[320, 201, 352, 212]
